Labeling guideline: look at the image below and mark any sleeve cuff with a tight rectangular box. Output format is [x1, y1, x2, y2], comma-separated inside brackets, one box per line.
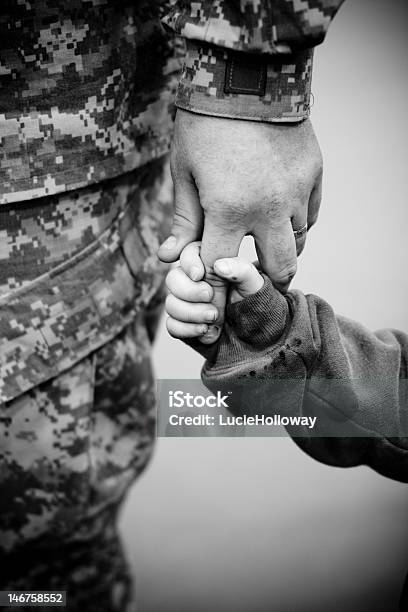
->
[183, 276, 289, 365]
[226, 276, 289, 348]
[175, 40, 314, 123]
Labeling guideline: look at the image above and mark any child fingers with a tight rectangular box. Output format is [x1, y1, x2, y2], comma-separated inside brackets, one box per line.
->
[213, 257, 264, 298]
[179, 241, 205, 281]
[166, 266, 213, 303]
[165, 294, 218, 324]
[166, 316, 209, 339]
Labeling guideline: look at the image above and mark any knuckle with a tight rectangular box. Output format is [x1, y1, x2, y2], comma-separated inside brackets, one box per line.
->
[202, 195, 248, 226]
[165, 294, 175, 312]
[184, 311, 193, 324]
[178, 304, 194, 323]
[166, 317, 177, 337]
[188, 309, 201, 324]
[197, 280, 213, 298]
[165, 268, 178, 289]
[263, 196, 289, 223]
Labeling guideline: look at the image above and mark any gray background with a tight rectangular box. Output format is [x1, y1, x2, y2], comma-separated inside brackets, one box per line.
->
[120, 1, 408, 610]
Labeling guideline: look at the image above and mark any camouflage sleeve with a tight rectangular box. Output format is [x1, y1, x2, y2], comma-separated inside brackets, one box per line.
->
[162, 1, 345, 122]
[144, 280, 168, 344]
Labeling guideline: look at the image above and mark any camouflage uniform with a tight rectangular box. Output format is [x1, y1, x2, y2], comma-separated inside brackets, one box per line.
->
[0, 159, 173, 611]
[0, 1, 344, 610]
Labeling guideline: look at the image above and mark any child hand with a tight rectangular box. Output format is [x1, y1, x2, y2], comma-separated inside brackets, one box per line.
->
[213, 257, 264, 305]
[165, 242, 264, 342]
[165, 242, 217, 343]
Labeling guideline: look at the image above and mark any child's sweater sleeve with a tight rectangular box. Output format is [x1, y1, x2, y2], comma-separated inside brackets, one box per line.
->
[193, 278, 408, 482]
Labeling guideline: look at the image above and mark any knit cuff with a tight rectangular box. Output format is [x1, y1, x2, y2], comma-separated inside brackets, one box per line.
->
[175, 40, 313, 123]
[183, 276, 290, 363]
[226, 276, 289, 348]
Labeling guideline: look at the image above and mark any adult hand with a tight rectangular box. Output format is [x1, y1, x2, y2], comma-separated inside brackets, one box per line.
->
[158, 109, 323, 344]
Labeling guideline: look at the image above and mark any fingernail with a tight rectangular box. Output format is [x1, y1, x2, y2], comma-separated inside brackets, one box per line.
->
[215, 260, 230, 276]
[200, 289, 211, 301]
[205, 310, 217, 322]
[205, 325, 220, 338]
[190, 265, 202, 281]
[161, 235, 177, 250]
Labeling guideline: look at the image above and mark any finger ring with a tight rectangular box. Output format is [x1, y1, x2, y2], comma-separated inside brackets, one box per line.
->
[293, 223, 308, 239]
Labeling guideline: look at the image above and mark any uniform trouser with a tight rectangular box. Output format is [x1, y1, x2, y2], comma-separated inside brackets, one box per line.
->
[0, 157, 173, 611]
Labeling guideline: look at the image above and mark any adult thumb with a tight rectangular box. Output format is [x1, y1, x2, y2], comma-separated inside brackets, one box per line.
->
[158, 176, 203, 263]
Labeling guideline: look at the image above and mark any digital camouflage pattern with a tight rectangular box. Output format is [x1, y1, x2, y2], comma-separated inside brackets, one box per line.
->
[0, 158, 172, 404]
[0, 1, 347, 204]
[0, 2, 345, 608]
[162, 0, 346, 54]
[0, 318, 154, 611]
[163, 0, 345, 121]
[0, 158, 173, 610]
[176, 41, 313, 122]
[0, 1, 183, 204]
[0, 168, 145, 295]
